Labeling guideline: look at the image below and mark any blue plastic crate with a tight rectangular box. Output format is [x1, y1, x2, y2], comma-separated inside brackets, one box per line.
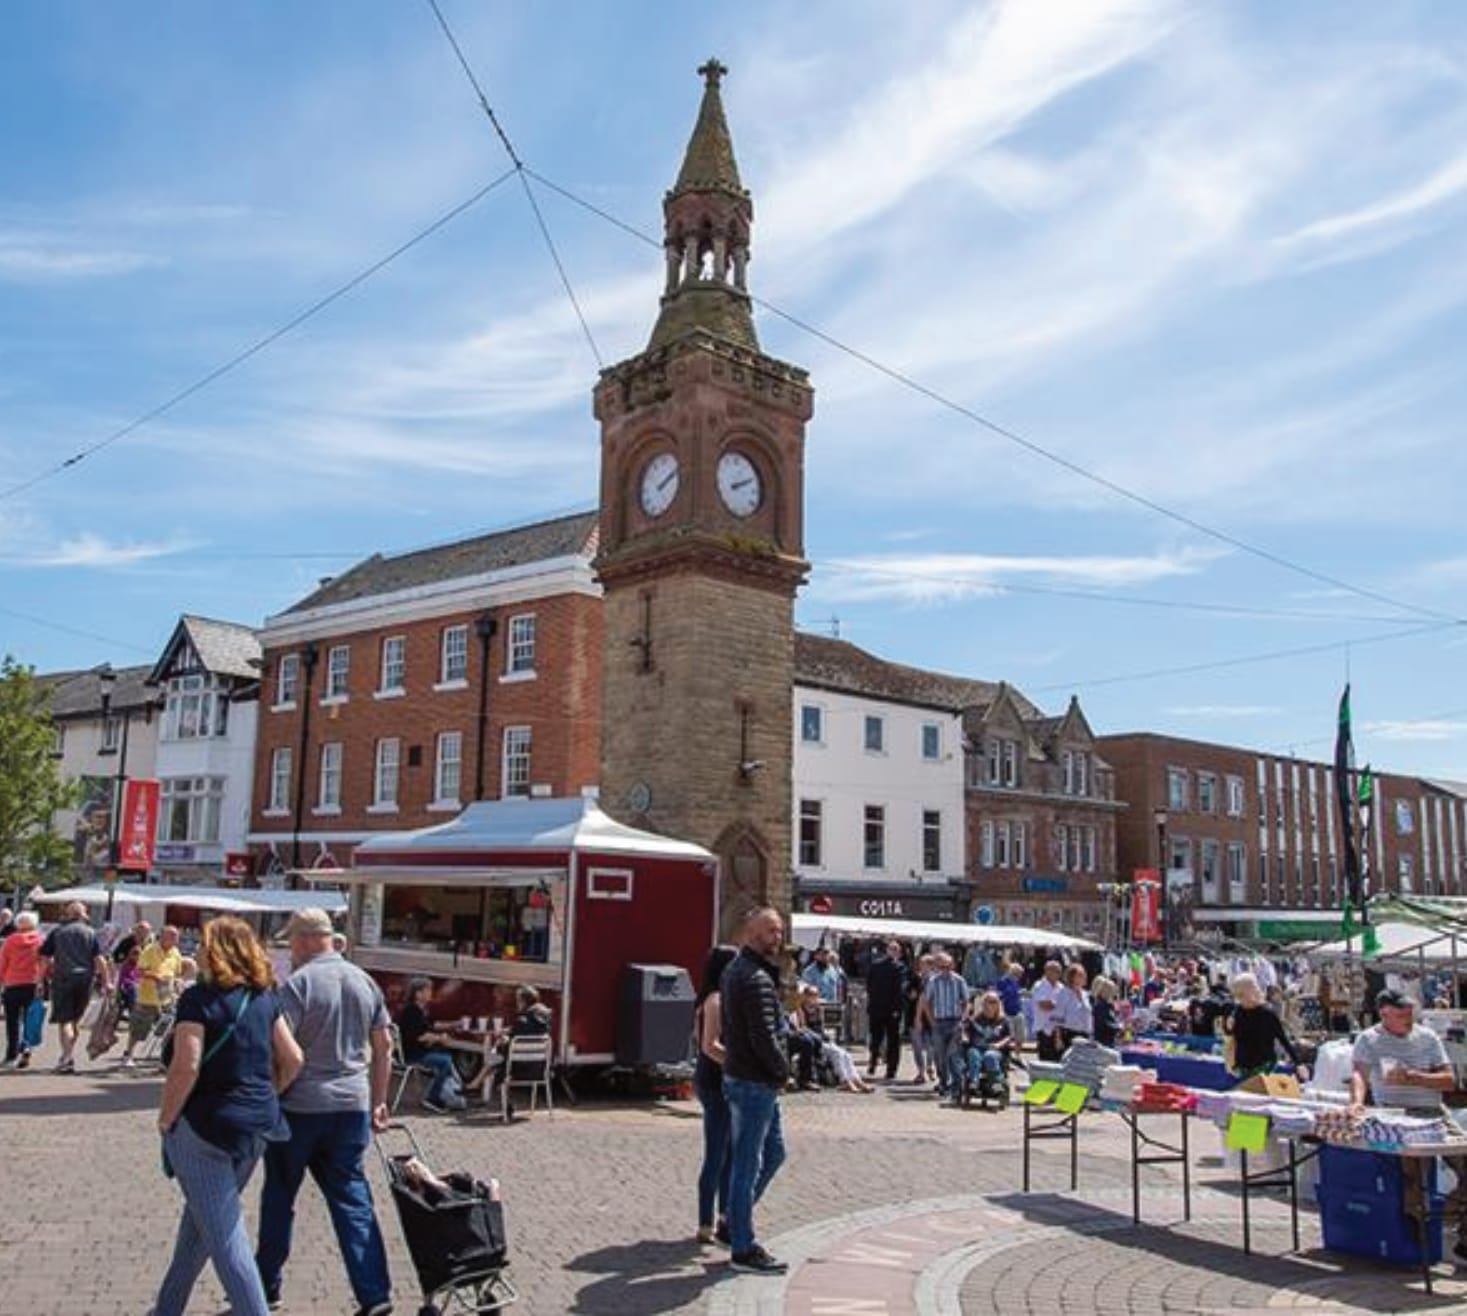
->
[1319, 1192, 1443, 1265]
[1318, 1146, 1435, 1199]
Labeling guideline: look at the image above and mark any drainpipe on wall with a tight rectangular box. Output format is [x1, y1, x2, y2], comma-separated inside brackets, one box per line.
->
[473, 613, 498, 801]
[290, 642, 319, 879]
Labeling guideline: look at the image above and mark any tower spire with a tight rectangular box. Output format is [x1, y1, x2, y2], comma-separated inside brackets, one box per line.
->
[647, 59, 759, 354]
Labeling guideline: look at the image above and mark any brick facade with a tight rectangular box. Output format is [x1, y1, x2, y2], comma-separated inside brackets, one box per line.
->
[248, 559, 601, 875]
[1100, 731, 1467, 937]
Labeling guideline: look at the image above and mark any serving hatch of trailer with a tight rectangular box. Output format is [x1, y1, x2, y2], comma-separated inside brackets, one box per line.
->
[333, 795, 719, 1068]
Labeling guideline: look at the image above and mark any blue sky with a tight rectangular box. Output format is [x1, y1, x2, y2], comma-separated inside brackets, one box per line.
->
[2, 0, 1465, 776]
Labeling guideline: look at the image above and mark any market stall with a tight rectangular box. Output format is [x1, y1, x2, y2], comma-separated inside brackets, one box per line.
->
[790, 911, 1103, 954]
[334, 795, 717, 1068]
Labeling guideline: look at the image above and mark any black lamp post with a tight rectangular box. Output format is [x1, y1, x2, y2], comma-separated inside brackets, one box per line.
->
[1154, 807, 1169, 948]
[96, 664, 129, 921]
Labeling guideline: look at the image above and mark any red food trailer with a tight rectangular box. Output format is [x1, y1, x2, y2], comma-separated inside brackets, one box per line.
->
[337, 796, 718, 1067]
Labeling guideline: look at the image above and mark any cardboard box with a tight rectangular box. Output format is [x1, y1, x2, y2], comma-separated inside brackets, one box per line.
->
[1238, 1073, 1302, 1098]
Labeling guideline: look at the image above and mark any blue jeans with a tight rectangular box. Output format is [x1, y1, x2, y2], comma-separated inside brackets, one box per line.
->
[929, 1019, 961, 1093]
[256, 1109, 390, 1309]
[724, 1077, 786, 1255]
[695, 1070, 731, 1229]
[155, 1117, 270, 1316]
[950, 1045, 1003, 1091]
[416, 1050, 463, 1106]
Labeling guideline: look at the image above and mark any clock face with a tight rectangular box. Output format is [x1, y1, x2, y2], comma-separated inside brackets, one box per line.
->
[717, 451, 762, 517]
[639, 451, 679, 518]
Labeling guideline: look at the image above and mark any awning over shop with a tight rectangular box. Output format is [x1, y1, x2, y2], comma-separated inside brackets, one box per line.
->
[1305, 920, 1467, 966]
[33, 884, 347, 916]
[792, 911, 1102, 953]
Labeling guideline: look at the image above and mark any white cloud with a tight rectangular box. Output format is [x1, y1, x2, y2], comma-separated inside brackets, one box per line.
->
[0, 236, 163, 281]
[8, 534, 196, 568]
[1277, 151, 1467, 248]
[1364, 719, 1467, 743]
[814, 546, 1218, 604]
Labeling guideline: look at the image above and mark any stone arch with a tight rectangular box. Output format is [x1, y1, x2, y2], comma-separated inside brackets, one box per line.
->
[712, 820, 772, 940]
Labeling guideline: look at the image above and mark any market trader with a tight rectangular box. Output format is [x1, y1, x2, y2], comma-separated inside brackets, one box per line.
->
[1350, 987, 1467, 1263]
[864, 940, 908, 1082]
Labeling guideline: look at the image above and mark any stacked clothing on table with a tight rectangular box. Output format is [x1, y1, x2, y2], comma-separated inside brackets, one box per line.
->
[1060, 1038, 1121, 1091]
[1098, 1064, 1155, 1105]
[1132, 1081, 1197, 1113]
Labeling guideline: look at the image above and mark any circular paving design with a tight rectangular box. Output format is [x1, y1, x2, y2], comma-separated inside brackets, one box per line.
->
[710, 1189, 1467, 1316]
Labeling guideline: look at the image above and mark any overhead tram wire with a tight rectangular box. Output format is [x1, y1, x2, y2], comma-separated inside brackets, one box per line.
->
[0, 168, 519, 503]
[1027, 620, 1457, 696]
[423, 0, 603, 368]
[0, 605, 156, 656]
[521, 167, 1465, 632]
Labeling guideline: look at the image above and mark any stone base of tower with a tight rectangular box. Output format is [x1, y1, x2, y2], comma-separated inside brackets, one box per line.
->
[599, 571, 794, 938]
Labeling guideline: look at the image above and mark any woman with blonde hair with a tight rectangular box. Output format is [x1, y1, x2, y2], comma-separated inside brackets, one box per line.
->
[153, 917, 302, 1316]
[1224, 971, 1307, 1081]
[1090, 975, 1120, 1047]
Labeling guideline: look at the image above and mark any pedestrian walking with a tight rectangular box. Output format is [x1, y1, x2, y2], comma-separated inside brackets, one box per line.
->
[152, 917, 303, 1316]
[693, 944, 737, 1247]
[721, 906, 791, 1275]
[907, 954, 935, 1082]
[917, 952, 969, 1097]
[121, 925, 183, 1067]
[255, 908, 394, 1316]
[0, 911, 44, 1069]
[39, 900, 109, 1073]
[997, 962, 1026, 1046]
[864, 939, 908, 1081]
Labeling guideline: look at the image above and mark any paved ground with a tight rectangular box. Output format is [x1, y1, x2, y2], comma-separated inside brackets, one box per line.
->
[3, 1034, 1467, 1315]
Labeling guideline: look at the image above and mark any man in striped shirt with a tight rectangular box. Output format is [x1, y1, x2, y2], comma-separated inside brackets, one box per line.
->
[918, 952, 969, 1098]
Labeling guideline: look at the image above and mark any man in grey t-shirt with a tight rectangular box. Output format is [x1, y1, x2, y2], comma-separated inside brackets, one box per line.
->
[1351, 988, 1467, 1261]
[256, 909, 393, 1316]
[39, 901, 109, 1073]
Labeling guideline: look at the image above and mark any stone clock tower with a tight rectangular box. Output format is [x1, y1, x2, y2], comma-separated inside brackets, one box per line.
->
[595, 59, 813, 932]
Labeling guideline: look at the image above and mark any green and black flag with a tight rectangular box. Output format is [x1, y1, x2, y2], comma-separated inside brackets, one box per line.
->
[1334, 685, 1361, 910]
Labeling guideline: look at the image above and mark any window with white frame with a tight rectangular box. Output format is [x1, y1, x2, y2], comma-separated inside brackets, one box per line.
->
[921, 722, 941, 762]
[318, 742, 343, 809]
[276, 653, 299, 707]
[434, 731, 462, 804]
[1198, 772, 1217, 814]
[1226, 775, 1245, 817]
[100, 716, 121, 752]
[1167, 768, 1189, 811]
[980, 820, 995, 867]
[268, 747, 292, 813]
[50, 724, 64, 756]
[1399, 853, 1415, 892]
[1062, 750, 1075, 795]
[1053, 825, 1068, 871]
[506, 614, 536, 675]
[164, 674, 230, 740]
[922, 809, 942, 871]
[158, 776, 225, 844]
[1001, 739, 1018, 787]
[1014, 821, 1028, 868]
[379, 636, 406, 693]
[800, 704, 823, 744]
[863, 805, 885, 868]
[798, 799, 823, 867]
[1077, 752, 1089, 797]
[864, 715, 885, 753]
[1200, 839, 1220, 898]
[995, 821, 1011, 868]
[373, 738, 400, 808]
[502, 726, 532, 797]
[440, 625, 468, 684]
[1227, 842, 1247, 900]
[985, 740, 1001, 784]
[1081, 825, 1096, 873]
[325, 646, 350, 700]
[1169, 837, 1192, 873]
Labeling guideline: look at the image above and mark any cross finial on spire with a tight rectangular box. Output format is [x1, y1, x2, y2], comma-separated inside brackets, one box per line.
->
[698, 58, 728, 88]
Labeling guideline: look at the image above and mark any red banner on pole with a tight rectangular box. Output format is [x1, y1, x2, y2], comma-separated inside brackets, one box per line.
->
[118, 779, 160, 872]
[1131, 870, 1162, 943]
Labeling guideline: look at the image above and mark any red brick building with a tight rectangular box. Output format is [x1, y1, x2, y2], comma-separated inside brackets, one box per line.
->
[965, 688, 1124, 936]
[1099, 731, 1467, 942]
[246, 513, 601, 877]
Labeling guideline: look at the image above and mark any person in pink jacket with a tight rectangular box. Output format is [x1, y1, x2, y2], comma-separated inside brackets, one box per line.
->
[0, 911, 44, 1068]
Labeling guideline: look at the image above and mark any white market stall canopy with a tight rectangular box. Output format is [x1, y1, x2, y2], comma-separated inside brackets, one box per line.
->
[33, 884, 347, 916]
[1306, 920, 1467, 967]
[792, 912, 1102, 953]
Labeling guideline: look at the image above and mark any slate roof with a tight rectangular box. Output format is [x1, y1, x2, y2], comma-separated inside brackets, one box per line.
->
[39, 665, 156, 719]
[280, 511, 600, 615]
[794, 633, 1040, 718]
[150, 615, 261, 682]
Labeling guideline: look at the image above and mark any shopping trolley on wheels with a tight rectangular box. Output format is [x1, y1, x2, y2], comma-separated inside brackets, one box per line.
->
[377, 1123, 518, 1316]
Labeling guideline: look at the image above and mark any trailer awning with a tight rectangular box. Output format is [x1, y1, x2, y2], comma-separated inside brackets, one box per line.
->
[792, 912, 1102, 952]
[330, 867, 565, 888]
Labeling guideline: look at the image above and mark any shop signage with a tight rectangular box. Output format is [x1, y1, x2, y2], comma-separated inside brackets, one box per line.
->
[156, 843, 196, 863]
[225, 852, 252, 878]
[808, 895, 834, 915]
[801, 892, 956, 921]
[1022, 877, 1068, 894]
[1130, 870, 1161, 943]
[972, 905, 995, 925]
[118, 779, 160, 871]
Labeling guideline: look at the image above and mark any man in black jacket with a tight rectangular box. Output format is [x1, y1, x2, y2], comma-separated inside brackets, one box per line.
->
[720, 906, 791, 1275]
[864, 939, 908, 1081]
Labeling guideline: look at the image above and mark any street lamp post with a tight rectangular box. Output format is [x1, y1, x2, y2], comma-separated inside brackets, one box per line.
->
[1154, 807, 1169, 949]
[96, 665, 136, 923]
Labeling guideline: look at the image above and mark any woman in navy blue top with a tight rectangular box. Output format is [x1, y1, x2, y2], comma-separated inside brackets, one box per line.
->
[153, 917, 302, 1316]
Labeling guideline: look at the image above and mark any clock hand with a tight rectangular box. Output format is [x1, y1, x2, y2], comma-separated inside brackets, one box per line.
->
[658, 472, 676, 490]
[731, 479, 753, 490]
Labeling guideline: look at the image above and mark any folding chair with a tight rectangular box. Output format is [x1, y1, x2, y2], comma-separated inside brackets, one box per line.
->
[496, 1035, 553, 1121]
[388, 1023, 435, 1114]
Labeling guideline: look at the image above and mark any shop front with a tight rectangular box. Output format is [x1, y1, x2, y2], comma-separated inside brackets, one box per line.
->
[794, 877, 966, 923]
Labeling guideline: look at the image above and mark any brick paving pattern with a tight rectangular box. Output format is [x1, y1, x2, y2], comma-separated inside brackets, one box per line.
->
[4, 1038, 1466, 1314]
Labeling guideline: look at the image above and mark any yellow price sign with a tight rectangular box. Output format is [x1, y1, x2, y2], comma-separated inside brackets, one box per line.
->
[1053, 1083, 1089, 1115]
[1226, 1111, 1270, 1153]
[1023, 1080, 1059, 1106]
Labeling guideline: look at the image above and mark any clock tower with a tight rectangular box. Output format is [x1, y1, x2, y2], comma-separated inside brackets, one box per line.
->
[595, 59, 813, 932]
